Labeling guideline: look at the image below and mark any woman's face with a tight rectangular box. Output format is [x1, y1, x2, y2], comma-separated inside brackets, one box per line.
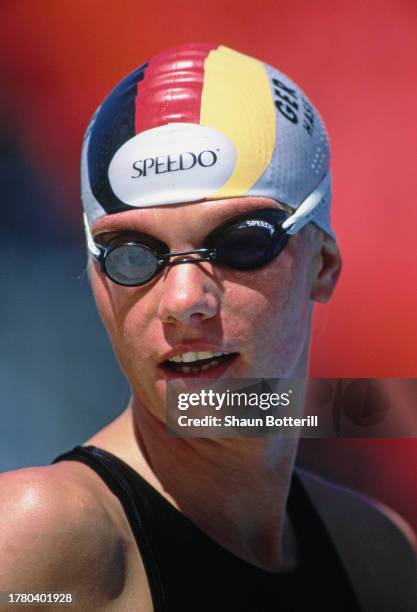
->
[90, 197, 324, 420]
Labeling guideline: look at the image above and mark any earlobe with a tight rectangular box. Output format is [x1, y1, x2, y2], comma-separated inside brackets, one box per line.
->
[310, 236, 342, 303]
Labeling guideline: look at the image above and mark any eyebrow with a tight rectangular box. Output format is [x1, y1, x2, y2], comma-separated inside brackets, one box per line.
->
[92, 199, 287, 237]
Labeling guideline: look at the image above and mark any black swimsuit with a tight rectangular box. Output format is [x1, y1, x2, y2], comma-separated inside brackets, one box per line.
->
[52, 445, 362, 612]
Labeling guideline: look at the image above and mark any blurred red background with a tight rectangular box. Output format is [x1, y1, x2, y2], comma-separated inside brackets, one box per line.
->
[1, 1, 416, 528]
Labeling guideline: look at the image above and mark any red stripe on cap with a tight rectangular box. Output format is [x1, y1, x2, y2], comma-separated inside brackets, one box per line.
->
[134, 43, 216, 135]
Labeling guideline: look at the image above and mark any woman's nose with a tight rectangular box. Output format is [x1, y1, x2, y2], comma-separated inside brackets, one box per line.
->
[157, 258, 220, 326]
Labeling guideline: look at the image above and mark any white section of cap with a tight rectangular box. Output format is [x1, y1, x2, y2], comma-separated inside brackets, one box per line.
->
[281, 171, 331, 235]
[108, 123, 236, 207]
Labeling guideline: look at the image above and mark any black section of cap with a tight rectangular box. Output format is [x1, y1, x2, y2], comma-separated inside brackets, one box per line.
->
[87, 64, 147, 214]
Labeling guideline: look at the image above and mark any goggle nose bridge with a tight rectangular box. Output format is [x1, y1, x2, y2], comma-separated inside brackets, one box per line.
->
[158, 247, 217, 267]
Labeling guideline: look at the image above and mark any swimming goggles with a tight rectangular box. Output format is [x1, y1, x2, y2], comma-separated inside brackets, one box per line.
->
[83, 207, 299, 287]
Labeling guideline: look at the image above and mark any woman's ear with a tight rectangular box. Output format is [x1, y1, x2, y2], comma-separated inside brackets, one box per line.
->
[310, 235, 342, 303]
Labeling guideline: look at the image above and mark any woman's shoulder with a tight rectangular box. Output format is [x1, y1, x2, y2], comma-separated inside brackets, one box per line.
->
[0, 461, 129, 610]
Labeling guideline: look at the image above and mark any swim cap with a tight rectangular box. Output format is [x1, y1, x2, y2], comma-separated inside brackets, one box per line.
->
[81, 43, 334, 239]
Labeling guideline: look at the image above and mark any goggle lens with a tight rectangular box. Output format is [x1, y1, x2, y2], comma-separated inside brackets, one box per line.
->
[207, 210, 290, 270]
[105, 243, 159, 286]
[212, 224, 279, 270]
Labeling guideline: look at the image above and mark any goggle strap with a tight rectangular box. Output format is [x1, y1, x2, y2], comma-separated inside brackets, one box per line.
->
[281, 171, 331, 236]
[83, 213, 101, 257]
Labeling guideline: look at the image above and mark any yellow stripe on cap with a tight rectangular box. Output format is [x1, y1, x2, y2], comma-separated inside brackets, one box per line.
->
[200, 45, 276, 199]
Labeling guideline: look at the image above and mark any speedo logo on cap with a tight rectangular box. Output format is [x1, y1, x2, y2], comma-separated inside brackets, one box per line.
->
[108, 123, 236, 207]
[131, 149, 218, 178]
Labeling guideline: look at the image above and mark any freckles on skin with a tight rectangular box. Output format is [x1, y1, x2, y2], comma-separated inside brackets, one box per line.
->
[92, 267, 169, 417]
[90, 263, 161, 379]
[219, 234, 313, 378]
